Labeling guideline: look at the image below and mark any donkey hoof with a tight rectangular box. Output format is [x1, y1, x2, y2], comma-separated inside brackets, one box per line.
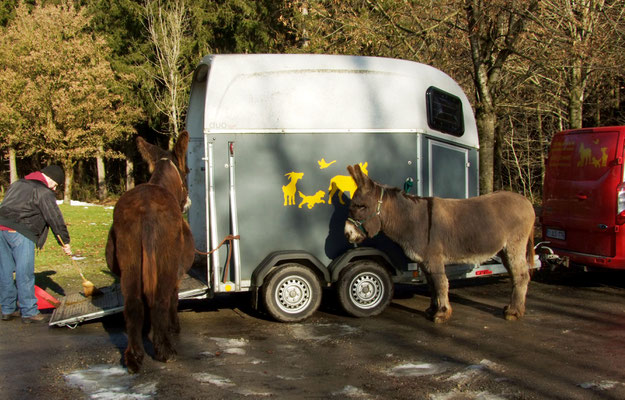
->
[503, 306, 524, 321]
[125, 350, 143, 374]
[428, 307, 452, 323]
[155, 346, 177, 363]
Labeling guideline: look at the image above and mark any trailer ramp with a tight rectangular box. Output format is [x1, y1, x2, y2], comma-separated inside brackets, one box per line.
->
[49, 271, 209, 328]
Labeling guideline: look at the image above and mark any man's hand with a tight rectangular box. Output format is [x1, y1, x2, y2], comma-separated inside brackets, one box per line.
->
[62, 243, 72, 256]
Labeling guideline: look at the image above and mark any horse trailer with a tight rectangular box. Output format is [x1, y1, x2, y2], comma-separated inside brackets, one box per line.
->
[49, 54, 540, 327]
[184, 53, 540, 322]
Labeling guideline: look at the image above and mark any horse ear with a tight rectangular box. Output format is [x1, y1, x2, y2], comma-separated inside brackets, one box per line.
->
[137, 137, 159, 172]
[173, 130, 189, 171]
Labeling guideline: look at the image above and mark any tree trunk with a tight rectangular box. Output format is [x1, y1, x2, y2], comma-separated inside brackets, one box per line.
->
[126, 155, 135, 191]
[9, 147, 18, 183]
[62, 160, 74, 203]
[476, 109, 496, 194]
[568, 59, 584, 129]
[96, 147, 107, 200]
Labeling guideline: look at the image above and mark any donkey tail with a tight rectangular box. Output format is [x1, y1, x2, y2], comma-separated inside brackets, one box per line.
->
[527, 225, 535, 268]
[141, 231, 158, 306]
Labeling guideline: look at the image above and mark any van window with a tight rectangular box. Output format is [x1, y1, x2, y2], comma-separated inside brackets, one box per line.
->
[426, 87, 464, 136]
[547, 131, 619, 180]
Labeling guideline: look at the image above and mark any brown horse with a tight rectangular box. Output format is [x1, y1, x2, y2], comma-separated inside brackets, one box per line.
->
[106, 131, 195, 373]
[344, 164, 535, 323]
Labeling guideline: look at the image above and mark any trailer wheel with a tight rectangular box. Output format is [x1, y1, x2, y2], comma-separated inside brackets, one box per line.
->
[261, 264, 322, 322]
[337, 260, 393, 318]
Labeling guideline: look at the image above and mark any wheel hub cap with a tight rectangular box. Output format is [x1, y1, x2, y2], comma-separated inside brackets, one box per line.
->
[276, 276, 312, 314]
[350, 273, 383, 309]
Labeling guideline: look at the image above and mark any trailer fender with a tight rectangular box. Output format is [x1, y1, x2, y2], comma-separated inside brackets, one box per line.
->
[328, 247, 400, 282]
[250, 251, 331, 311]
[251, 251, 331, 287]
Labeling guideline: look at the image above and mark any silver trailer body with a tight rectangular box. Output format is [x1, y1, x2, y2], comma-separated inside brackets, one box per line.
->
[186, 54, 490, 305]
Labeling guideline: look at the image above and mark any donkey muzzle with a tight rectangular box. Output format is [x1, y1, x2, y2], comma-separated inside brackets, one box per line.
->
[344, 218, 366, 244]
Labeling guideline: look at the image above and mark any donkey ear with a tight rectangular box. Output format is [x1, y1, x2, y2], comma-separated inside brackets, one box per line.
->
[348, 164, 366, 189]
[173, 130, 189, 170]
[137, 136, 159, 172]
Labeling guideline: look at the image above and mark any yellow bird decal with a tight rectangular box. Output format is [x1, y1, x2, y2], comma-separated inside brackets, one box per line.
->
[318, 158, 336, 169]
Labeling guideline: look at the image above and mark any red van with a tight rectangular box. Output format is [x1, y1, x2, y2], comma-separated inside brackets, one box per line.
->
[541, 126, 625, 269]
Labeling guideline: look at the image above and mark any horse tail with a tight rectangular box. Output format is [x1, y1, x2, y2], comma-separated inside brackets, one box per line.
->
[526, 224, 535, 268]
[141, 228, 158, 306]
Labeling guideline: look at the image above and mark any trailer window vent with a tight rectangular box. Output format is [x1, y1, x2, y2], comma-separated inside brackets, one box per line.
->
[426, 87, 464, 137]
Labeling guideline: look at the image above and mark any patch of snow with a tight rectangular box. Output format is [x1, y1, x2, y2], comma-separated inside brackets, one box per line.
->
[447, 359, 500, 384]
[64, 364, 156, 399]
[193, 373, 271, 396]
[288, 323, 359, 342]
[430, 391, 506, 400]
[387, 362, 449, 377]
[332, 385, 371, 398]
[210, 337, 248, 348]
[579, 380, 621, 390]
[193, 372, 235, 388]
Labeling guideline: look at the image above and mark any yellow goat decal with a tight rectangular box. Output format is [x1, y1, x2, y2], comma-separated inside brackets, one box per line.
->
[282, 172, 304, 206]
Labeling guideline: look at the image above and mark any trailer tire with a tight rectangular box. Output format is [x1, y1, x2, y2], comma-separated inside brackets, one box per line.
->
[337, 260, 393, 318]
[261, 264, 321, 322]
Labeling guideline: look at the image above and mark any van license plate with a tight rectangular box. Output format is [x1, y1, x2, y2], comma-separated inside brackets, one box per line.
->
[546, 228, 565, 240]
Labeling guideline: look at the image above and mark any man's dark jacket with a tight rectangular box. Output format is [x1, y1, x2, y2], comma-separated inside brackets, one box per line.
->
[0, 176, 70, 249]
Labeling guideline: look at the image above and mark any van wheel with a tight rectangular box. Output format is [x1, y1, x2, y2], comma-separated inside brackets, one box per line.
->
[337, 260, 393, 318]
[261, 264, 322, 322]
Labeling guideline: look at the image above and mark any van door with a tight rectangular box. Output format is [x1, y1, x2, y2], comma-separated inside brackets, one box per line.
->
[542, 128, 624, 257]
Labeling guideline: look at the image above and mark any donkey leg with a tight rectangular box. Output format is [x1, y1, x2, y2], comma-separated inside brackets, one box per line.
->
[422, 261, 452, 323]
[123, 296, 145, 374]
[151, 296, 177, 363]
[169, 289, 181, 334]
[500, 248, 530, 321]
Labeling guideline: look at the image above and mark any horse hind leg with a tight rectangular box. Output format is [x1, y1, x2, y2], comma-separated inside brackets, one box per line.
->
[422, 260, 453, 323]
[500, 246, 530, 321]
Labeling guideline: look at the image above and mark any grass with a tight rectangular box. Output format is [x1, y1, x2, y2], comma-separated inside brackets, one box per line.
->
[35, 202, 118, 298]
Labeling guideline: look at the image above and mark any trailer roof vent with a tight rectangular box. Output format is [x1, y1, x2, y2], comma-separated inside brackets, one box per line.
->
[426, 86, 464, 137]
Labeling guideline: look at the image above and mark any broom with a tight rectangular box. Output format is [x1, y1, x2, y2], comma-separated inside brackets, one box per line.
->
[57, 235, 101, 297]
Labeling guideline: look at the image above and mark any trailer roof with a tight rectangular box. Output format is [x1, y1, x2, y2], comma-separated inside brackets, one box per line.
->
[188, 54, 478, 148]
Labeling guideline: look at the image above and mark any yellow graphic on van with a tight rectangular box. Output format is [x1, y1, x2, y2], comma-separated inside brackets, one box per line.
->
[283, 172, 304, 206]
[298, 190, 326, 209]
[577, 143, 608, 168]
[577, 143, 592, 167]
[548, 140, 575, 167]
[592, 148, 608, 168]
[328, 162, 368, 205]
[318, 158, 336, 169]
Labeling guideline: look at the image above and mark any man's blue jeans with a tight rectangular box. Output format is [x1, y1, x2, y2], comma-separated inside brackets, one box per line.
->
[0, 230, 37, 317]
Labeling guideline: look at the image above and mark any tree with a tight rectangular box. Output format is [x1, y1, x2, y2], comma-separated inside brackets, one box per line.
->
[0, 1, 141, 201]
[463, 0, 539, 194]
[144, 0, 190, 148]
